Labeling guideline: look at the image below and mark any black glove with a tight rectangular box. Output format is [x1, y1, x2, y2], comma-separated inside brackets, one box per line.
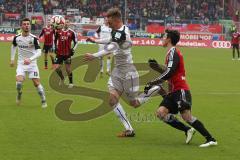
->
[70, 48, 75, 56]
[148, 59, 160, 70]
[144, 83, 153, 94]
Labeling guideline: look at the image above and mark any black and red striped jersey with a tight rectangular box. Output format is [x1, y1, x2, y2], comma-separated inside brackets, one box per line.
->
[54, 29, 77, 56]
[39, 26, 55, 46]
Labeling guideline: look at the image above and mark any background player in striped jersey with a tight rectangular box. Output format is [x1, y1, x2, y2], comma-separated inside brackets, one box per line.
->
[10, 18, 47, 108]
[145, 29, 217, 147]
[231, 29, 240, 60]
[39, 20, 55, 69]
[54, 19, 78, 88]
[94, 19, 112, 77]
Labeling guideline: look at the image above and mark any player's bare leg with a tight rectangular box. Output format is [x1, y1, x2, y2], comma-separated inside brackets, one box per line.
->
[32, 78, 47, 108]
[65, 63, 73, 88]
[16, 75, 24, 105]
[109, 89, 135, 137]
[180, 110, 217, 147]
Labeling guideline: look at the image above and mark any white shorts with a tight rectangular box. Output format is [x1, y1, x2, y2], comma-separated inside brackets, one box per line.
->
[108, 68, 139, 101]
[16, 63, 40, 79]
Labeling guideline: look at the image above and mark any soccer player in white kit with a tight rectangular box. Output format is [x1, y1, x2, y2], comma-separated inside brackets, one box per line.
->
[10, 18, 47, 108]
[92, 18, 135, 137]
[85, 9, 161, 137]
[94, 18, 112, 77]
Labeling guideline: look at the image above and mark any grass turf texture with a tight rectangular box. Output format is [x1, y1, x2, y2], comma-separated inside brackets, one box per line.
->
[0, 42, 239, 160]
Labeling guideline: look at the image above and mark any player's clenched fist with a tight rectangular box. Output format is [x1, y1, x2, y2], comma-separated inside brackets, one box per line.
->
[24, 58, 31, 65]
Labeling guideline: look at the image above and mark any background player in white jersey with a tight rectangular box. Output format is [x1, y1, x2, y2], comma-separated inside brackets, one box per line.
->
[94, 18, 112, 77]
[85, 8, 161, 136]
[10, 18, 47, 108]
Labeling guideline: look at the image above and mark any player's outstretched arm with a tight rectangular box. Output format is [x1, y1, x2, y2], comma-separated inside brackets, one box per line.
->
[84, 42, 118, 61]
[86, 37, 111, 44]
[148, 59, 166, 73]
[144, 50, 180, 93]
[83, 49, 112, 61]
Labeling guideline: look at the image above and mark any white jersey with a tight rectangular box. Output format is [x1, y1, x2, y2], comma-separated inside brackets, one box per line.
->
[95, 25, 134, 70]
[96, 24, 112, 39]
[96, 25, 112, 51]
[111, 25, 133, 69]
[12, 33, 41, 65]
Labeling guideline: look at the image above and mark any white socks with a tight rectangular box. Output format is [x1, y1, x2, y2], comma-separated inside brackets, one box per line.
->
[113, 103, 133, 131]
[36, 84, 46, 102]
[137, 85, 160, 105]
[106, 58, 111, 73]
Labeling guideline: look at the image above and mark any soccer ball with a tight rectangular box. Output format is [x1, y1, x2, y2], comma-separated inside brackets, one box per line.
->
[50, 15, 65, 28]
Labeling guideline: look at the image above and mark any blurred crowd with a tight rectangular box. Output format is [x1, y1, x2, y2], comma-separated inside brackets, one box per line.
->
[131, 0, 231, 21]
[41, 0, 231, 21]
[0, 0, 236, 30]
[0, 0, 43, 14]
[42, 0, 122, 17]
[0, 0, 233, 21]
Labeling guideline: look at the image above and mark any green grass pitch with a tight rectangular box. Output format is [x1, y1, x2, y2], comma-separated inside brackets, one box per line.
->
[0, 42, 239, 160]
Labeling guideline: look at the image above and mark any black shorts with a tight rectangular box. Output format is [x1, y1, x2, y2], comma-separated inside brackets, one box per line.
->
[43, 45, 53, 54]
[54, 55, 71, 64]
[232, 44, 239, 49]
[160, 90, 192, 114]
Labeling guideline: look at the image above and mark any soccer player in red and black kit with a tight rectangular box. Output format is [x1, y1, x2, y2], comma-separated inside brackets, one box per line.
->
[145, 29, 217, 147]
[231, 29, 240, 60]
[39, 21, 55, 69]
[54, 19, 78, 88]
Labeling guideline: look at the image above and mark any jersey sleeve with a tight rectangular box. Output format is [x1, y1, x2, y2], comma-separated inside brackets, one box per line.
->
[72, 31, 77, 45]
[149, 48, 180, 85]
[72, 30, 78, 50]
[96, 26, 101, 34]
[33, 37, 41, 49]
[12, 36, 18, 46]
[39, 29, 44, 38]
